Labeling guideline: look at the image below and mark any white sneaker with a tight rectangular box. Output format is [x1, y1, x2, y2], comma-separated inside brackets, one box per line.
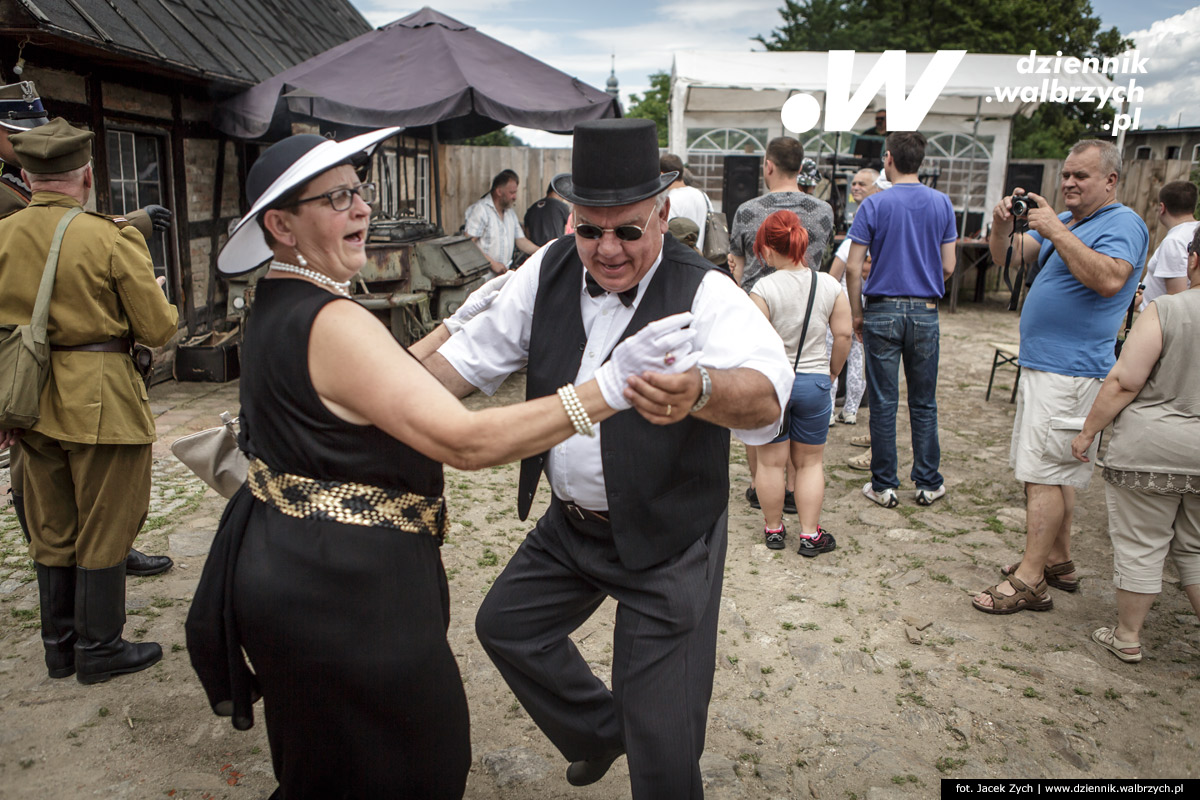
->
[862, 481, 898, 508]
[829, 411, 838, 427]
[837, 411, 857, 425]
[915, 485, 946, 506]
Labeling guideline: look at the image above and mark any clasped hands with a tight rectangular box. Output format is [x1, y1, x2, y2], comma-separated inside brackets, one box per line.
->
[595, 312, 704, 425]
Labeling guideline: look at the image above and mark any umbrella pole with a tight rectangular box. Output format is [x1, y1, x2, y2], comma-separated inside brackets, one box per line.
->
[431, 125, 443, 231]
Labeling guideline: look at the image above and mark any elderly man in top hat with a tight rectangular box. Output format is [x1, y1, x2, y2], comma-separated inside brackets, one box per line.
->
[0, 118, 177, 684]
[424, 118, 791, 798]
[1, 81, 174, 578]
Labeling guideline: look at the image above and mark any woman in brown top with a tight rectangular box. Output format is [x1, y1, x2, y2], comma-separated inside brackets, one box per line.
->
[1071, 225, 1200, 664]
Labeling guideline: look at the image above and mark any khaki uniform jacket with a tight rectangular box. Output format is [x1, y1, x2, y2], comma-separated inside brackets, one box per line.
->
[1, 161, 154, 237]
[0, 191, 178, 444]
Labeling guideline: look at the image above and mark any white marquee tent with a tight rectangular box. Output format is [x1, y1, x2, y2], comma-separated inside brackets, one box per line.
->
[670, 51, 1115, 219]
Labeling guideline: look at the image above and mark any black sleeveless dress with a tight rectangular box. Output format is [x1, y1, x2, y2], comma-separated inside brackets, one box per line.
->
[230, 279, 469, 798]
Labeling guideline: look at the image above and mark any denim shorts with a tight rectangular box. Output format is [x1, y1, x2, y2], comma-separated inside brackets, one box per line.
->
[771, 372, 833, 445]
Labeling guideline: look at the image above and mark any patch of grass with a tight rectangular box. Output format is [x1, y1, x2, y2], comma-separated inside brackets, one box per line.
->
[98, 707, 109, 717]
[787, 594, 803, 602]
[935, 756, 967, 773]
[892, 774, 920, 784]
[738, 727, 762, 741]
[150, 597, 174, 609]
[929, 573, 951, 584]
[896, 692, 928, 707]
[985, 516, 1005, 534]
[476, 549, 499, 567]
[1073, 687, 1092, 696]
[761, 666, 774, 674]
[1104, 688, 1122, 700]
[898, 659, 912, 669]
[171, 643, 184, 653]
[958, 664, 980, 678]
[781, 622, 795, 631]
[10, 608, 37, 620]
[798, 622, 820, 631]
[833, 636, 845, 643]
[1023, 687, 1042, 699]
[824, 598, 847, 609]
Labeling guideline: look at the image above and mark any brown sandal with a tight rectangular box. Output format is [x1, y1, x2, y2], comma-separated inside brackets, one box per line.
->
[1000, 560, 1079, 593]
[972, 574, 1054, 615]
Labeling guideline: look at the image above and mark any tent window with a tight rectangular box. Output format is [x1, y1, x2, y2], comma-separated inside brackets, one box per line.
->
[923, 132, 993, 217]
[686, 128, 767, 153]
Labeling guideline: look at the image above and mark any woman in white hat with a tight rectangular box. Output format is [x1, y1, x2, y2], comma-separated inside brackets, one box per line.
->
[186, 129, 696, 798]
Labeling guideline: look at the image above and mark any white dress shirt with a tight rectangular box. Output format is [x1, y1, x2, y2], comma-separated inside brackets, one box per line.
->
[438, 242, 791, 510]
[464, 196, 525, 266]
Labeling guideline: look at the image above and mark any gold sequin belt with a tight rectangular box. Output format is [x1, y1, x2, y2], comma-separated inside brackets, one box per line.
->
[247, 457, 446, 541]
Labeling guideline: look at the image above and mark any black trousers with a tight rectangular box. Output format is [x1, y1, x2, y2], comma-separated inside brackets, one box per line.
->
[476, 499, 727, 800]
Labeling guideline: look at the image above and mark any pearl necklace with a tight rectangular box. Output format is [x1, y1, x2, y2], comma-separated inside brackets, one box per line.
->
[268, 260, 352, 297]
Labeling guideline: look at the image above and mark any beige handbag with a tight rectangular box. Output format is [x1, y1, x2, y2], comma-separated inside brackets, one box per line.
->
[170, 411, 248, 499]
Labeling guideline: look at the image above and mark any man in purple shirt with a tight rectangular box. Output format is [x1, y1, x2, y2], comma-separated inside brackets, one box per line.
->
[845, 132, 957, 509]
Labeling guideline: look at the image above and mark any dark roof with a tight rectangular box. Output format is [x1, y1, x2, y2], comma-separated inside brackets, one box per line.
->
[7, 0, 371, 88]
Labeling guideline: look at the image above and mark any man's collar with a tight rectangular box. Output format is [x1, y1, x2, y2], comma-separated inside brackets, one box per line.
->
[29, 190, 82, 208]
[1070, 199, 1119, 225]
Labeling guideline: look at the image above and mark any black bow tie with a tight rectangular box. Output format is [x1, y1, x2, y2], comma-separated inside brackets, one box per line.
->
[584, 273, 638, 307]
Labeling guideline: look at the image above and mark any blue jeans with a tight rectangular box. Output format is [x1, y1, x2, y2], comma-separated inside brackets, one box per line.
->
[861, 297, 943, 492]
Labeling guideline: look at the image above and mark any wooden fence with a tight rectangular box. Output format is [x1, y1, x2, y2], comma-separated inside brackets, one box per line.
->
[437, 145, 572, 235]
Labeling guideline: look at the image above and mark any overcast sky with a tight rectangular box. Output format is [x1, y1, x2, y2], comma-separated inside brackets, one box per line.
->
[350, 1, 1200, 146]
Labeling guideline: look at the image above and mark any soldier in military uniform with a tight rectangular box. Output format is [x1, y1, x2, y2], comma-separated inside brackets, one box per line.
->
[0, 118, 178, 683]
[1, 80, 173, 577]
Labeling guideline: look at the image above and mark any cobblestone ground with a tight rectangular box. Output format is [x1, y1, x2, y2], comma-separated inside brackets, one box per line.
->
[1, 298, 1198, 799]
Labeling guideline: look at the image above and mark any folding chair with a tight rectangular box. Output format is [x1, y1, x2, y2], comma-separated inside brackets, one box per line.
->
[986, 342, 1020, 403]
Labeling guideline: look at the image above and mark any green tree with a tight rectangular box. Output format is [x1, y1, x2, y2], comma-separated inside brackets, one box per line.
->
[756, 0, 1132, 157]
[449, 128, 527, 147]
[626, 72, 670, 146]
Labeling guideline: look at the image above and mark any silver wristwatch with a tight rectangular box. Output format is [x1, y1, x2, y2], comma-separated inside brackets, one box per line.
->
[690, 365, 712, 412]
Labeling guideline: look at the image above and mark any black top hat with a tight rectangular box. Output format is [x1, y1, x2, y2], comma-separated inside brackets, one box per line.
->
[552, 119, 677, 207]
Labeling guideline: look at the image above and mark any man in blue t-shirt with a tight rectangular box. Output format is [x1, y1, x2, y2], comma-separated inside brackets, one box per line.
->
[846, 132, 957, 510]
[973, 139, 1148, 616]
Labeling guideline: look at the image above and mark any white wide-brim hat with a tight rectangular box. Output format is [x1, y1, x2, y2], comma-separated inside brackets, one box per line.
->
[217, 126, 400, 276]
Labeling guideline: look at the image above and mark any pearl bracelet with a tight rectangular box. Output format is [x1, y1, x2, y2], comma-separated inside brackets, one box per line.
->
[556, 384, 595, 438]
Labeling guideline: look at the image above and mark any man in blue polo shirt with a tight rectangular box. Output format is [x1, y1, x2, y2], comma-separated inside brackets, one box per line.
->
[846, 132, 957, 509]
[973, 139, 1148, 615]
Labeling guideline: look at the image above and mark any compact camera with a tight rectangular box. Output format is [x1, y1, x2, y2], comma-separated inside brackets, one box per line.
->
[1011, 195, 1037, 217]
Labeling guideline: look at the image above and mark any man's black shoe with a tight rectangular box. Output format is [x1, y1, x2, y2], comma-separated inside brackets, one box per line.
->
[783, 490, 797, 515]
[125, 549, 173, 577]
[745, 486, 760, 509]
[566, 747, 625, 787]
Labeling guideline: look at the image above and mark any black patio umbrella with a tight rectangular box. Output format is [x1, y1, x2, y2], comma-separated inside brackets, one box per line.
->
[214, 6, 621, 140]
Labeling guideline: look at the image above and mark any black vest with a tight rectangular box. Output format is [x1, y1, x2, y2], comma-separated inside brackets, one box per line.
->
[518, 235, 731, 570]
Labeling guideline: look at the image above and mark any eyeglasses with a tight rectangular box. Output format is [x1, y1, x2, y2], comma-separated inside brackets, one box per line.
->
[292, 182, 376, 211]
[575, 205, 659, 241]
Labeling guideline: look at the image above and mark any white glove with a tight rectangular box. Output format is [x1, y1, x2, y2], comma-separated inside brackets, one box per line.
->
[594, 312, 701, 410]
[444, 271, 514, 334]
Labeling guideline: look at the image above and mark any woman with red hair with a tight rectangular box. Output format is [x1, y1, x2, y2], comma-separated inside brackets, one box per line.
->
[749, 210, 852, 554]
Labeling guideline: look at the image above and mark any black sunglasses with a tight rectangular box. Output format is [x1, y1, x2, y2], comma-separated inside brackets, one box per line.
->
[575, 205, 658, 241]
[292, 182, 376, 211]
